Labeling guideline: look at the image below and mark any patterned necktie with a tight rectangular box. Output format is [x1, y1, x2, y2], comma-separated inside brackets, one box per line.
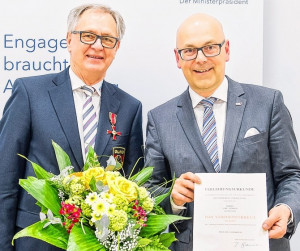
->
[82, 86, 98, 156]
[201, 97, 221, 173]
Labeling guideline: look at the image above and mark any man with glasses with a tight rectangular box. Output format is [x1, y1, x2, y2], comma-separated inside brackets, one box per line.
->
[0, 4, 143, 250]
[145, 13, 300, 251]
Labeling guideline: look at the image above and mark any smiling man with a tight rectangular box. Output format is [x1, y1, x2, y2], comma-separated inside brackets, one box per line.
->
[0, 4, 143, 250]
[145, 13, 300, 251]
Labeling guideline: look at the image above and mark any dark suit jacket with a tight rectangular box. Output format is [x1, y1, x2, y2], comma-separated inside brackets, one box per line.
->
[145, 76, 300, 251]
[0, 68, 144, 250]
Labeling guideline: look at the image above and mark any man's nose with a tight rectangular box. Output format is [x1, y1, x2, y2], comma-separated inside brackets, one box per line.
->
[91, 38, 104, 50]
[195, 49, 207, 63]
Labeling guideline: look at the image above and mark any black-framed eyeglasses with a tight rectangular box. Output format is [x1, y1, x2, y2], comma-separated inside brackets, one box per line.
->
[71, 31, 119, 49]
[177, 40, 225, 61]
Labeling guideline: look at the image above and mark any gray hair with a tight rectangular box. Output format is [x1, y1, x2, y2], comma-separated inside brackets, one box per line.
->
[67, 4, 125, 39]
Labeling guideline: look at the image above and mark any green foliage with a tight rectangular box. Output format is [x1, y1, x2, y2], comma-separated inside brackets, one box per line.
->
[153, 178, 175, 206]
[18, 154, 54, 179]
[140, 215, 190, 237]
[83, 146, 100, 171]
[135, 233, 176, 251]
[19, 177, 61, 215]
[67, 224, 106, 251]
[158, 233, 176, 248]
[130, 166, 154, 186]
[52, 140, 72, 172]
[89, 176, 97, 192]
[12, 221, 68, 249]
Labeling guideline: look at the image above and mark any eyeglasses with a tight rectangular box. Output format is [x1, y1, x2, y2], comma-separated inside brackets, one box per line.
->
[71, 31, 119, 49]
[177, 40, 225, 61]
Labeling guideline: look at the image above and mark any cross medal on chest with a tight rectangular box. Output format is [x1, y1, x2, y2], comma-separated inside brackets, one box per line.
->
[107, 112, 121, 140]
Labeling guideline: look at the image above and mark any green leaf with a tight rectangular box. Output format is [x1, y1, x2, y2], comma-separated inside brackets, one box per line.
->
[130, 167, 154, 185]
[52, 140, 72, 173]
[83, 147, 100, 171]
[140, 215, 191, 237]
[67, 224, 105, 251]
[137, 237, 153, 247]
[18, 154, 54, 180]
[12, 221, 68, 249]
[154, 177, 175, 206]
[89, 176, 96, 192]
[159, 232, 176, 248]
[36, 201, 48, 214]
[19, 177, 61, 215]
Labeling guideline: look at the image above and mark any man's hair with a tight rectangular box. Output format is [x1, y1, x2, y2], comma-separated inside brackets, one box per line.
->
[67, 4, 125, 39]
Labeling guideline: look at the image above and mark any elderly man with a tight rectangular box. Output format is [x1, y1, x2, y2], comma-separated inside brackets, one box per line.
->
[145, 13, 300, 251]
[0, 4, 143, 250]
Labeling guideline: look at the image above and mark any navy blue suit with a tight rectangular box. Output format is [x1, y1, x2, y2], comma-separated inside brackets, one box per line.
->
[0, 68, 144, 250]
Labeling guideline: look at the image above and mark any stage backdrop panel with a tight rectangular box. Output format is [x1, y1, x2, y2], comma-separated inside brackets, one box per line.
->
[0, 0, 263, 130]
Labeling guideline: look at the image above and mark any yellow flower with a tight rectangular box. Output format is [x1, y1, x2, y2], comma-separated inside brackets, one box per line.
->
[138, 187, 149, 200]
[83, 167, 106, 188]
[107, 176, 138, 202]
[109, 210, 128, 231]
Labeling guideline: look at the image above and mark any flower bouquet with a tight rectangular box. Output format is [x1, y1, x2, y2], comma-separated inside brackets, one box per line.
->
[12, 141, 189, 250]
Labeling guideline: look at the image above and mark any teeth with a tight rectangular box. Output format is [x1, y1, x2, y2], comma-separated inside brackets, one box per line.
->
[89, 56, 102, 59]
[195, 69, 209, 73]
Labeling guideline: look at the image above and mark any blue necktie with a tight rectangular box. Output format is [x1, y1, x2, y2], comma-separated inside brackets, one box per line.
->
[201, 97, 220, 173]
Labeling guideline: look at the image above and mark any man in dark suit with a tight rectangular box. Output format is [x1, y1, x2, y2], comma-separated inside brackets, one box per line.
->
[0, 4, 143, 250]
[145, 13, 300, 251]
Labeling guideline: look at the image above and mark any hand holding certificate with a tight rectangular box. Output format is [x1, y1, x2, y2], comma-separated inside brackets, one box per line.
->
[193, 173, 269, 251]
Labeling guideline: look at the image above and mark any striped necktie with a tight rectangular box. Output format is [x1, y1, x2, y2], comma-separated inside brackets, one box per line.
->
[201, 97, 221, 173]
[81, 86, 98, 156]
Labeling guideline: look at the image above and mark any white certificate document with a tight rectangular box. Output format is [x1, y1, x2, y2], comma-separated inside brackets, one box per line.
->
[193, 173, 269, 251]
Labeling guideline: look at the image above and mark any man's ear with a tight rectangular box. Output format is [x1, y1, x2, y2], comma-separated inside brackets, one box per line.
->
[66, 32, 72, 53]
[225, 40, 230, 62]
[174, 49, 182, 69]
[115, 40, 120, 52]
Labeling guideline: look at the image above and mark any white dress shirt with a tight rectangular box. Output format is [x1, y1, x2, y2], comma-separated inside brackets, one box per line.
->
[69, 68, 103, 160]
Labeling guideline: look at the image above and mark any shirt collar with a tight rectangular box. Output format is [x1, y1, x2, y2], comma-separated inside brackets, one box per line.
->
[189, 77, 228, 108]
[69, 68, 103, 95]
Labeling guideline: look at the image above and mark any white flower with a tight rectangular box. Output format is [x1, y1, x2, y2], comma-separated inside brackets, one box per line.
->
[92, 200, 107, 215]
[85, 192, 100, 206]
[106, 156, 116, 166]
[40, 209, 62, 228]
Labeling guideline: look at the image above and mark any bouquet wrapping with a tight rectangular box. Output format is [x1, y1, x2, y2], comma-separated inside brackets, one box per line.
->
[12, 141, 189, 250]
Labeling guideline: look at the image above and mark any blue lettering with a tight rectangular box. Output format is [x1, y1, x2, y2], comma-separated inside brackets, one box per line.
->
[3, 79, 13, 93]
[4, 56, 14, 71]
[4, 34, 13, 48]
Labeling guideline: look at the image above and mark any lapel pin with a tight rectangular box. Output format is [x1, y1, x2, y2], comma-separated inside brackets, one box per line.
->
[235, 102, 242, 106]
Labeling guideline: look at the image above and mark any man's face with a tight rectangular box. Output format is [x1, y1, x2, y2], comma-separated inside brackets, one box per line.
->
[67, 9, 120, 83]
[175, 16, 230, 97]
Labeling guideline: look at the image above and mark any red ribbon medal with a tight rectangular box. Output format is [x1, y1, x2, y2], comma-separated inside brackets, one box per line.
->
[107, 112, 121, 140]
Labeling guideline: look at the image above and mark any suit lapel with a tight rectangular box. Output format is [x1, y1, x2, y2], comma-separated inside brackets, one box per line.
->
[176, 90, 216, 173]
[48, 68, 83, 169]
[221, 77, 246, 173]
[94, 81, 120, 157]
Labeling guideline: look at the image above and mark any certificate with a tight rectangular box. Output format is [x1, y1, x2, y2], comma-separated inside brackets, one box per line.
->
[193, 173, 269, 251]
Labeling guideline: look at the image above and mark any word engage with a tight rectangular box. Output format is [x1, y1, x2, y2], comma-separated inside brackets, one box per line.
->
[4, 34, 67, 53]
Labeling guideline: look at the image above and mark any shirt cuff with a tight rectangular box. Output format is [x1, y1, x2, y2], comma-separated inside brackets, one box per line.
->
[170, 196, 186, 215]
[275, 203, 294, 225]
